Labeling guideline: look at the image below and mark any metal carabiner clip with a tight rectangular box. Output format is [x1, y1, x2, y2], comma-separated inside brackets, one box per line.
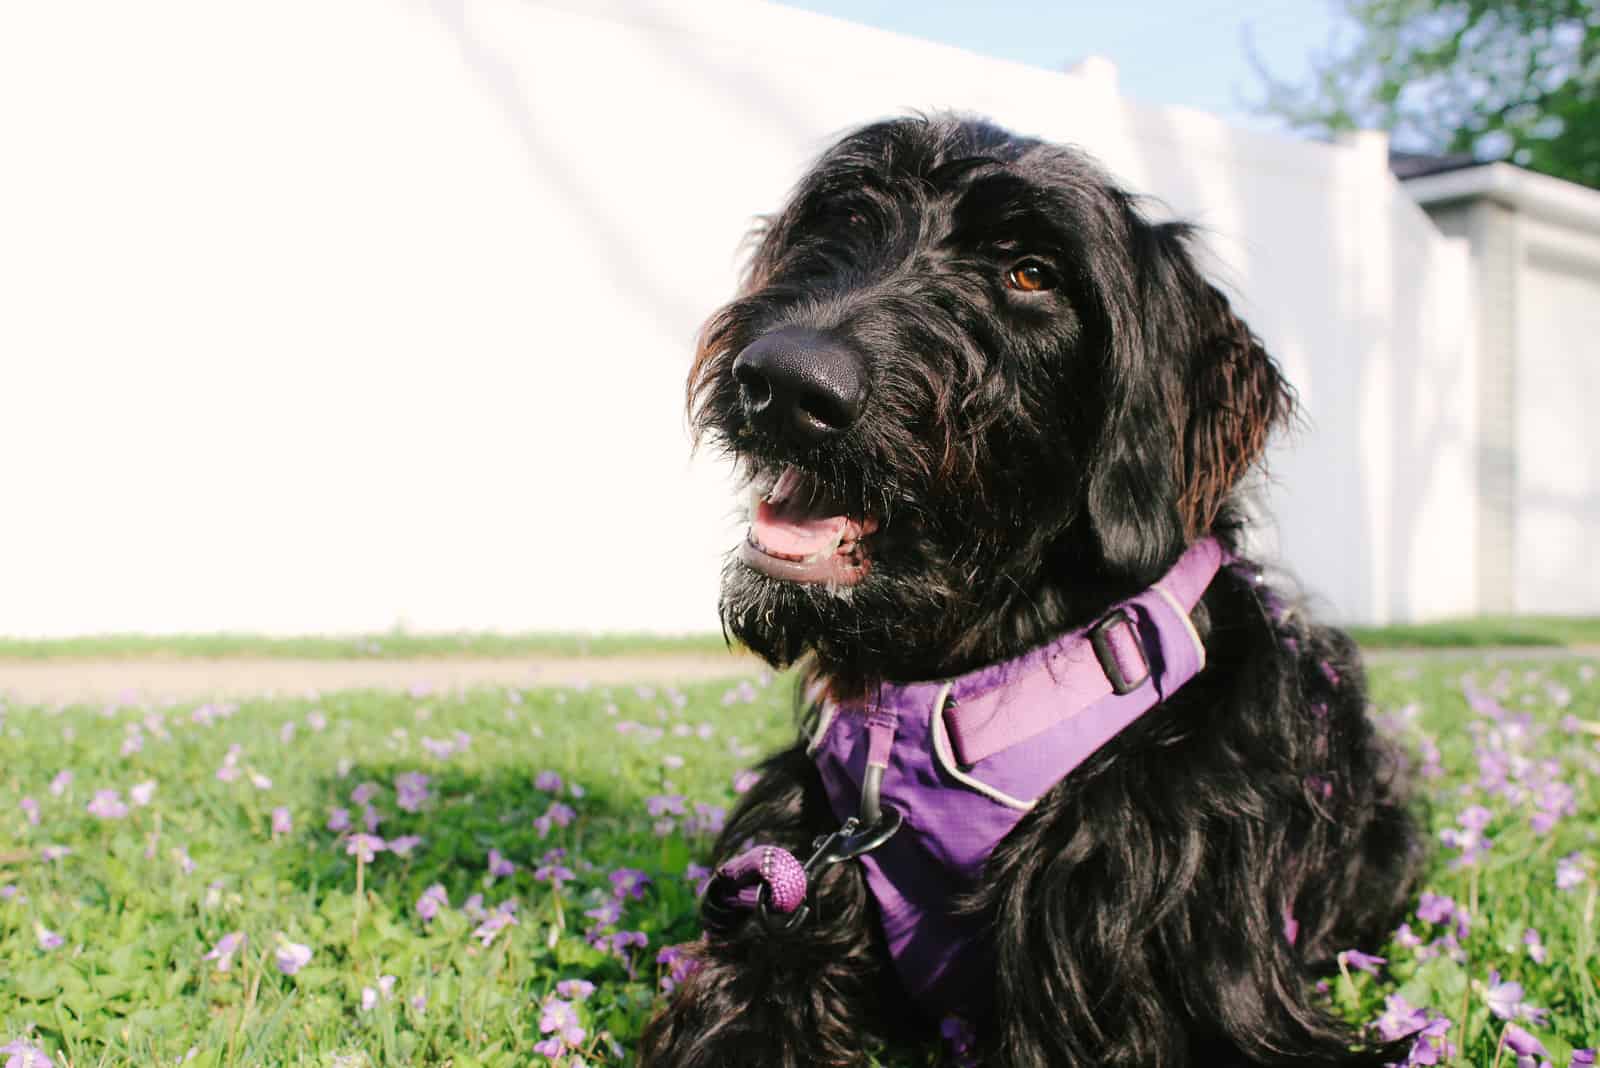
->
[757, 806, 904, 932]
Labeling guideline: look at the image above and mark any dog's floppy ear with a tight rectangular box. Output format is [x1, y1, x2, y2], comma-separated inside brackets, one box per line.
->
[1173, 262, 1295, 541]
[1086, 219, 1293, 578]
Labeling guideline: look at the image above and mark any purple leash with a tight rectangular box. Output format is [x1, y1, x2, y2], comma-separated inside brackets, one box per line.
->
[705, 712, 904, 932]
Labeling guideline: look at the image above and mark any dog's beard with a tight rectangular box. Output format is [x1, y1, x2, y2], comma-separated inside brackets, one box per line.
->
[718, 554, 861, 668]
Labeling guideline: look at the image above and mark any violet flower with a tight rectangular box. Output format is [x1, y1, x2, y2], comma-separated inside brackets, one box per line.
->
[1557, 852, 1587, 891]
[34, 923, 63, 951]
[556, 978, 596, 1000]
[538, 997, 586, 1047]
[0, 1039, 53, 1068]
[487, 849, 517, 879]
[610, 868, 650, 901]
[274, 940, 313, 975]
[203, 931, 246, 972]
[1523, 928, 1547, 964]
[535, 770, 563, 793]
[1484, 970, 1525, 1020]
[86, 789, 128, 820]
[129, 781, 156, 807]
[416, 883, 449, 922]
[1339, 948, 1385, 975]
[394, 772, 431, 812]
[326, 808, 351, 833]
[271, 807, 292, 836]
[345, 834, 386, 863]
[387, 834, 422, 858]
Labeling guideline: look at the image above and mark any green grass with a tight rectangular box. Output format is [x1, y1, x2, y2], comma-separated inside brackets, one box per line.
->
[0, 632, 733, 661]
[4, 618, 1597, 662]
[1, 657, 1597, 1066]
[1348, 616, 1600, 650]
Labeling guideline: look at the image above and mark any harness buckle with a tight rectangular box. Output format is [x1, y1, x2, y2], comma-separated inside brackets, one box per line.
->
[1088, 607, 1150, 696]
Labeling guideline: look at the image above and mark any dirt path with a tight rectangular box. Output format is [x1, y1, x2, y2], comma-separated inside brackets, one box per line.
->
[0, 653, 765, 706]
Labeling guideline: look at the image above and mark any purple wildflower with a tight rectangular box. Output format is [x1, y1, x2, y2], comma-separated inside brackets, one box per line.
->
[534, 863, 575, 888]
[19, 797, 39, 826]
[86, 789, 128, 820]
[203, 931, 246, 972]
[270, 807, 292, 836]
[129, 780, 156, 807]
[645, 794, 686, 818]
[1557, 852, 1588, 891]
[556, 978, 596, 1000]
[1339, 949, 1385, 975]
[1372, 994, 1426, 1041]
[34, 923, 64, 951]
[362, 805, 381, 833]
[394, 772, 431, 812]
[534, 770, 563, 793]
[1, 1039, 53, 1068]
[326, 807, 351, 833]
[585, 900, 622, 927]
[463, 892, 485, 920]
[1570, 1050, 1596, 1067]
[387, 834, 422, 857]
[48, 770, 72, 797]
[657, 942, 702, 993]
[1416, 892, 1456, 925]
[1484, 970, 1525, 1020]
[274, 940, 313, 975]
[487, 849, 517, 879]
[472, 904, 519, 946]
[610, 868, 650, 901]
[1501, 1023, 1546, 1060]
[416, 884, 449, 921]
[350, 781, 379, 806]
[345, 834, 386, 863]
[360, 987, 378, 1012]
[40, 845, 72, 862]
[539, 997, 586, 1047]
[689, 802, 727, 836]
[1523, 928, 1547, 964]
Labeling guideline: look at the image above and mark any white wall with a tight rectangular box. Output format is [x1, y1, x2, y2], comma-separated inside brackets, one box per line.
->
[0, 0, 1476, 634]
[1516, 219, 1600, 613]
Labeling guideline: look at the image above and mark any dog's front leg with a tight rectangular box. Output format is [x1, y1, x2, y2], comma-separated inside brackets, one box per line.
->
[637, 744, 893, 1068]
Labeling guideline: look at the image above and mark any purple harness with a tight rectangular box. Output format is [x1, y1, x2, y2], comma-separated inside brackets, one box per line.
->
[707, 538, 1226, 1015]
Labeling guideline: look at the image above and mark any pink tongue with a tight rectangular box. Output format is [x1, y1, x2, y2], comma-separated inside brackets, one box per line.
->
[753, 498, 849, 559]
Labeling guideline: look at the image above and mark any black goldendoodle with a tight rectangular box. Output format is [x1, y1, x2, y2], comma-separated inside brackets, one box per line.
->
[641, 115, 1420, 1068]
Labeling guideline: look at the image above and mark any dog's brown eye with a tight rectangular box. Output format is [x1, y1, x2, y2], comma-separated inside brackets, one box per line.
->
[1005, 261, 1054, 293]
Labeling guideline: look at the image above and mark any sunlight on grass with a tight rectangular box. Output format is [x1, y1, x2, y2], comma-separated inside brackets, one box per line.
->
[1, 657, 1596, 1065]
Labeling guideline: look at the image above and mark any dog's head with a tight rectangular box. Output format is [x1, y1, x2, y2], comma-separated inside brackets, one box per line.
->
[690, 116, 1293, 686]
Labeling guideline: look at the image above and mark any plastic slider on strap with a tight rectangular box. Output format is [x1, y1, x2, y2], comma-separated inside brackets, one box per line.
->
[1087, 607, 1150, 695]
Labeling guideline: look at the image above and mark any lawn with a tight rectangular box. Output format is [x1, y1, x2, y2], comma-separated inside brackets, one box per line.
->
[0, 633, 734, 662]
[1, 656, 1596, 1067]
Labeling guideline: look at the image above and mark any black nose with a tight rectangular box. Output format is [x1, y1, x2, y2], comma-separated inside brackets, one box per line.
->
[732, 327, 865, 445]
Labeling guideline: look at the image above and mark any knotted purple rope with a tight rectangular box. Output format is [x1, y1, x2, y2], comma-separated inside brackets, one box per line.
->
[706, 843, 808, 918]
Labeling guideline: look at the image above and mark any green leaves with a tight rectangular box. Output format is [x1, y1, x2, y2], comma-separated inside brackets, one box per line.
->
[1255, 0, 1600, 188]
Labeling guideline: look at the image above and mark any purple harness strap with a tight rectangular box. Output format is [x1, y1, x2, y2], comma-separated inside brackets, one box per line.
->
[706, 538, 1226, 1015]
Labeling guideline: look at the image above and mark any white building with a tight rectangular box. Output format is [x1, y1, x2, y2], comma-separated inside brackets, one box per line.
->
[1393, 157, 1600, 617]
[0, 0, 1590, 635]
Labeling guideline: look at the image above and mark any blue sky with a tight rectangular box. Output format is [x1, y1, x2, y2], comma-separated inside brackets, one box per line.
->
[774, 1, 1350, 132]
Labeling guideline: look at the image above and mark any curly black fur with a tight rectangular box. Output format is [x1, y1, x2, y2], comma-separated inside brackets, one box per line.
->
[639, 114, 1421, 1067]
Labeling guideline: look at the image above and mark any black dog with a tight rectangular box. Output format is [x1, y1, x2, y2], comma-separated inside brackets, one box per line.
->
[640, 115, 1419, 1068]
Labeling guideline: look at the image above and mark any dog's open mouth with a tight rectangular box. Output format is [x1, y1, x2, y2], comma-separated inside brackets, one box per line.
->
[741, 465, 877, 586]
